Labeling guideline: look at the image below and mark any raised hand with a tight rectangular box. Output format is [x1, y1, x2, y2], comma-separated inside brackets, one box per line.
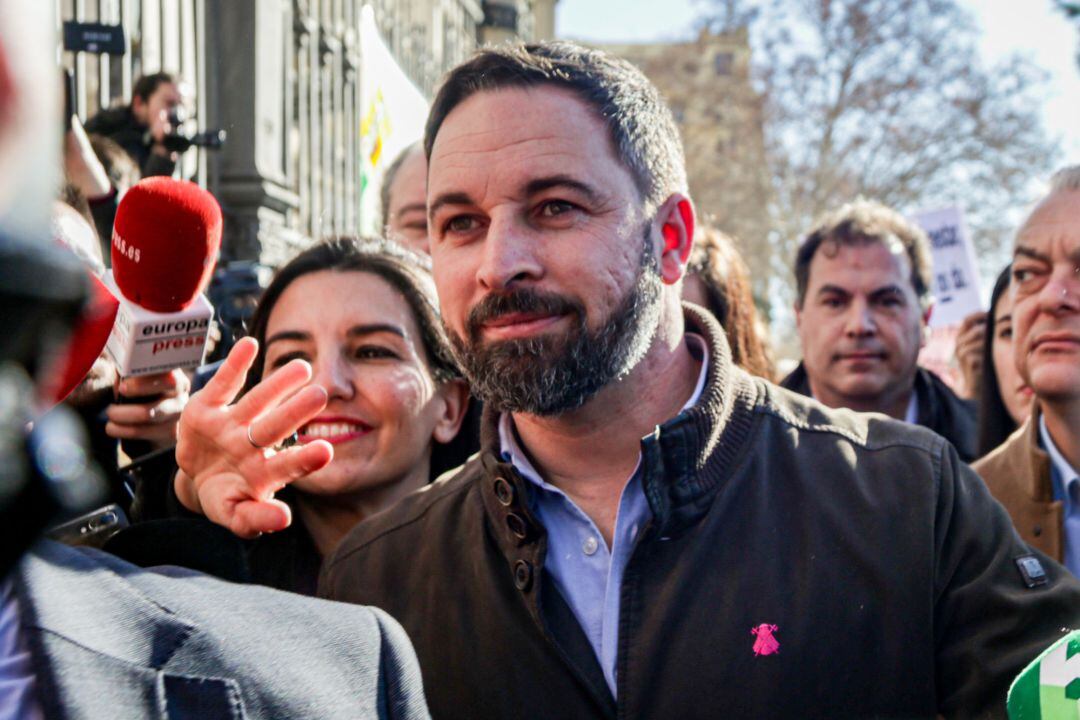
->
[174, 337, 333, 538]
[954, 310, 987, 400]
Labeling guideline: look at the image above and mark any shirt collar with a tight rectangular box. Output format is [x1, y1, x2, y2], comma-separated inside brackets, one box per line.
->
[1039, 413, 1080, 508]
[499, 333, 711, 485]
[807, 385, 918, 425]
[903, 391, 919, 425]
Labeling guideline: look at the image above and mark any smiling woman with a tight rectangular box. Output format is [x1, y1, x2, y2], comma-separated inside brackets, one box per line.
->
[242, 238, 472, 592]
[110, 237, 474, 595]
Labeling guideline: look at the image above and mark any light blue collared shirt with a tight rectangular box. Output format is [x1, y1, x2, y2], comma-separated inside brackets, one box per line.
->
[1040, 415, 1080, 576]
[498, 334, 709, 696]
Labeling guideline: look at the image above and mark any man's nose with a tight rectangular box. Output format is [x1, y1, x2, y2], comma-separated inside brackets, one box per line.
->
[1038, 264, 1080, 314]
[843, 299, 877, 337]
[476, 214, 543, 292]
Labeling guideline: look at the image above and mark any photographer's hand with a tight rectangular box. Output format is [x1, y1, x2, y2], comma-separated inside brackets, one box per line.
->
[174, 338, 333, 538]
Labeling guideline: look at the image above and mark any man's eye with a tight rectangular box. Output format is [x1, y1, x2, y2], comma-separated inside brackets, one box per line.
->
[822, 297, 844, 308]
[1013, 267, 1037, 284]
[445, 216, 477, 234]
[539, 200, 576, 217]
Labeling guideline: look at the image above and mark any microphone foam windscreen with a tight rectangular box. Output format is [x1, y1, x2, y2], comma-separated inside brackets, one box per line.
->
[43, 271, 119, 406]
[112, 177, 223, 312]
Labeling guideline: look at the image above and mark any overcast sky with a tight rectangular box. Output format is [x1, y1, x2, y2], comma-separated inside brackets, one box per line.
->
[556, 0, 1080, 161]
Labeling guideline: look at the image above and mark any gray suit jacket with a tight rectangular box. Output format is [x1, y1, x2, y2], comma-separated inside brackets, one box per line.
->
[15, 540, 430, 719]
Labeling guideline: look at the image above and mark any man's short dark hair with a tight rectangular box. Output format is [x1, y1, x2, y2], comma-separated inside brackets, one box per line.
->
[424, 41, 687, 211]
[131, 72, 177, 104]
[794, 198, 934, 310]
[380, 142, 421, 231]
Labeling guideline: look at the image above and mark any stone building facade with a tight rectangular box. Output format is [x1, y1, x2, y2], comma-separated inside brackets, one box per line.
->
[599, 29, 774, 308]
[59, 0, 556, 266]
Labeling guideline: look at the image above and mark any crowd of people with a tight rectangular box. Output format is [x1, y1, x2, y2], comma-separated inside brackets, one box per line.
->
[3, 8, 1080, 718]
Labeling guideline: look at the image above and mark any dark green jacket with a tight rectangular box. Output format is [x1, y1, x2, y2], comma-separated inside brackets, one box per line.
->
[780, 362, 979, 462]
[321, 305, 1080, 719]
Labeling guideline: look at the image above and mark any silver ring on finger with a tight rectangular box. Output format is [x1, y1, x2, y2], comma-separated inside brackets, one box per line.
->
[246, 424, 269, 449]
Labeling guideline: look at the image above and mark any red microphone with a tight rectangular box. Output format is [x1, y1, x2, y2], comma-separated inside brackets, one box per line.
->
[42, 272, 120, 405]
[104, 178, 222, 377]
[111, 177, 222, 311]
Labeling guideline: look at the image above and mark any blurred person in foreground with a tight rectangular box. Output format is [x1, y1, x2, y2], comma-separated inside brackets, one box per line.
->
[115, 236, 471, 595]
[175, 41, 1080, 718]
[84, 72, 183, 178]
[782, 199, 979, 461]
[975, 167, 1080, 575]
[975, 265, 1034, 459]
[682, 224, 776, 380]
[0, 8, 430, 717]
[381, 142, 429, 254]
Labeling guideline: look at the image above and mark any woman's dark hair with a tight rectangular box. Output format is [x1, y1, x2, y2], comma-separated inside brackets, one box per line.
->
[245, 236, 456, 388]
[131, 72, 177, 104]
[686, 225, 777, 381]
[243, 236, 476, 477]
[976, 264, 1017, 457]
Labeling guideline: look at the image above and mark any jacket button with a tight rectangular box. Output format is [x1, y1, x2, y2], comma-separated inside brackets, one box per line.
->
[493, 477, 515, 506]
[1034, 525, 1043, 537]
[513, 560, 533, 591]
[506, 512, 528, 540]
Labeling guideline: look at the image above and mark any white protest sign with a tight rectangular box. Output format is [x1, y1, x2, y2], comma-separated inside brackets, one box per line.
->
[911, 206, 984, 328]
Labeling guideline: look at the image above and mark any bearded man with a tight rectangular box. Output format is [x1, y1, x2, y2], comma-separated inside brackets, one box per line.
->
[175, 42, 1080, 718]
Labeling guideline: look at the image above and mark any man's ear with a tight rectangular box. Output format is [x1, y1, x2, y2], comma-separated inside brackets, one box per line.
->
[920, 302, 934, 348]
[656, 193, 695, 286]
[432, 378, 470, 444]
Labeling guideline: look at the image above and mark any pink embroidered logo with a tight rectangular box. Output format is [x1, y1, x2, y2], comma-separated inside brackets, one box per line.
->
[751, 624, 780, 656]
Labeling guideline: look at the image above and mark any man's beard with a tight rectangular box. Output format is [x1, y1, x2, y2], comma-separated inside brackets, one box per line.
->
[447, 230, 663, 416]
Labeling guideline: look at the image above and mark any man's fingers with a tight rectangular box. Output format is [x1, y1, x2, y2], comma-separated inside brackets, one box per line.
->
[197, 337, 259, 407]
[105, 420, 176, 442]
[251, 385, 328, 446]
[232, 359, 313, 424]
[118, 369, 189, 398]
[106, 396, 187, 425]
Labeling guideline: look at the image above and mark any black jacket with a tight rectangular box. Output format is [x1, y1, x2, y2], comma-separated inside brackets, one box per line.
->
[321, 305, 1080, 720]
[781, 362, 979, 462]
[84, 106, 176, 178]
